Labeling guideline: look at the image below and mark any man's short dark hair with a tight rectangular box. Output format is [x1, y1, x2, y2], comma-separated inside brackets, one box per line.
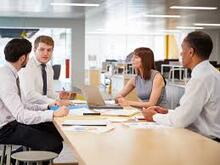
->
[184, 31, 213, 60]
[4, 38, 32, 62]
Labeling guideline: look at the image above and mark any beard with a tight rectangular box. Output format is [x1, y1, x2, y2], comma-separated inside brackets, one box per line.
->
[21, 57, 28, 68]
[21, 64, 26, 68]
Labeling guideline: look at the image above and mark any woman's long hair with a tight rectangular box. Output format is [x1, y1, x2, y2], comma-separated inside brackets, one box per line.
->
[133, 47, 155, 80]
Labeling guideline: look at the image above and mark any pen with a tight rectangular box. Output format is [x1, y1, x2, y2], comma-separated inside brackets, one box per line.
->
[83, 112, 101, 116]
[62, 124, 106, 126]
[62, 87, 65, 91]
[136, 117, 146, 121]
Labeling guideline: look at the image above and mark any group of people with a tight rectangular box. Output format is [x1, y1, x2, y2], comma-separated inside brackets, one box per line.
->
[0, 31, 219, 157]
[0, 36, 72, 154]
[116, 31, 220, 142]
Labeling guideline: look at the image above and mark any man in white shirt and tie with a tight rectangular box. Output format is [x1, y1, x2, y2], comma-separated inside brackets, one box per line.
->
[142, 31, 220, 142]
[0, 38, 69, 153]
[19, 35, 72, 105]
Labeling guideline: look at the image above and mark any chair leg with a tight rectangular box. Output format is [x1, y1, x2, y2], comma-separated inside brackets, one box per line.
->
[6, 145, 12, 165]
[49, 159, 53, 165]
[0, 145, 6, 165]
[36, 161, 42, 165]
[15, 160, 19, 165]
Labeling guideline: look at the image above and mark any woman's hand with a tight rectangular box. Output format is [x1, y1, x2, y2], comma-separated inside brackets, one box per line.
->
[117, 97, 130, 106]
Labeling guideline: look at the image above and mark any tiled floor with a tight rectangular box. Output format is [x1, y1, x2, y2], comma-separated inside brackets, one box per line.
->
[54, 142, 78, 164]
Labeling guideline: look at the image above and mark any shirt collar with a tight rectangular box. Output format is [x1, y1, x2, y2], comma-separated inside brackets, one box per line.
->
[191, 60, 209, 78]
[6, 62, 18, 78]
[33, 55, 47, 67]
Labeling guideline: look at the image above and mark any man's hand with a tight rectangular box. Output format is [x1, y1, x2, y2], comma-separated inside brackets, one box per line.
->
[142, 107, 157, 122]
[53, 106, 69, 117]
[142, 106, 168, 122]
[48, 102, 56, 109]
[117, 97, 130, 106]
[56, 100, 73, 106]
[152, 106, 168, 114]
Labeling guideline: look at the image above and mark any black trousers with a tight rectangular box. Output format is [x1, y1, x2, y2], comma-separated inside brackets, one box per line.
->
[213, 138, 220, 143]
[0, 121, 63, 154]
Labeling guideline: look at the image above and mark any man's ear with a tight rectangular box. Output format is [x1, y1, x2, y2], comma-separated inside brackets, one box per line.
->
[19, 54, 26, 62]
[189, 47, 195, 57]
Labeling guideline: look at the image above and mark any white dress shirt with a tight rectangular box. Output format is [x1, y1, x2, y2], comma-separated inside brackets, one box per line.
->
[0, 63, 53, 129]
[19, 56, 59, 104]
[153, 60, 220, 138]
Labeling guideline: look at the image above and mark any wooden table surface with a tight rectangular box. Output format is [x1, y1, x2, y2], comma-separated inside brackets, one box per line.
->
[53, 115, 220, 165]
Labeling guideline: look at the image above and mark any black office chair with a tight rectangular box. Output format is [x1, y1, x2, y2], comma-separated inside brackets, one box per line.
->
[52, 64, 61, 80]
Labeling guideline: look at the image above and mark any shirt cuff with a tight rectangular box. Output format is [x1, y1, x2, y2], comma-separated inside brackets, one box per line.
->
[39, 104, 49, 110]
[46, 98, 56, 104]
[42, 110, 54, 122]
[153, 113, 172, 126]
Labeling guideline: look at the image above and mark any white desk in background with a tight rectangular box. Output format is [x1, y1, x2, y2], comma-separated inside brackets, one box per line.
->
[161, 64, 188, 83]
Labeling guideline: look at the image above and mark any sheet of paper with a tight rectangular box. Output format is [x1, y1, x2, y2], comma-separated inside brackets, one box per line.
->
[99, 109, 140, 117]
[107, 118, 130, 123]
[62, 119, 110, 126]
[104, 100, 116, 105]
[63, 125, 114, 134]
[69, 108, 93, 115]
[71, 100, 87, 104]
[123, 122, 171, 129]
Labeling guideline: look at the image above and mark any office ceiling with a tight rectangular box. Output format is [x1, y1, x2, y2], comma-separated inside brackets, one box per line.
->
[0, 0, 220, 33]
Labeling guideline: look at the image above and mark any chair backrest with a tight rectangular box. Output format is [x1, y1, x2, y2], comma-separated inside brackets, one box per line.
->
[52, 64, 61, 80]
[166, 84, 185, 109]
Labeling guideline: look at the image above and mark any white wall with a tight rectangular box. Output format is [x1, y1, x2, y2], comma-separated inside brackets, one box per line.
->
[0, 17, 85, 88]
[85, 33, 166, 69]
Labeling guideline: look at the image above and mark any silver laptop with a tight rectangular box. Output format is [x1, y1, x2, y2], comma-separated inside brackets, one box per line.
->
[82, 85, 122, 109]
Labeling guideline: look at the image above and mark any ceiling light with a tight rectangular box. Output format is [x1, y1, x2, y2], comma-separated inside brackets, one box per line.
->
[170, 6, 217, 10]
[50, 3, 100, 7]
[144, 14, 181, 18]
[194, 23, 220, 27]
[176, 26, 204, 30]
